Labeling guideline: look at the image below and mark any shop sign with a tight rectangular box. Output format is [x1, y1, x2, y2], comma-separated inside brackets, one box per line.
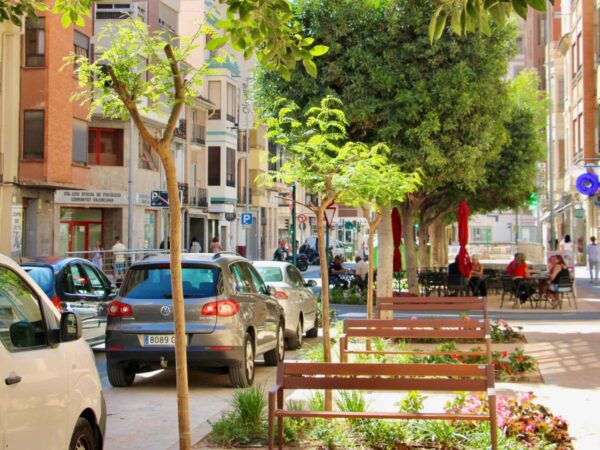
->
[55, 190, 128, 205]
[11, 205, 22, 257]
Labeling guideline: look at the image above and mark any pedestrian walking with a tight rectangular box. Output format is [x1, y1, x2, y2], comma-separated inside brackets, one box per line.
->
[111, 236, 127, 283]
[587, 236, 599, 282]
[190, 237, 201, 253]
[91, 241, 103, 270]
[210, 236, 222, 253]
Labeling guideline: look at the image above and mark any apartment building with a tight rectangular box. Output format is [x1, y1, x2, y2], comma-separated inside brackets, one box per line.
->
[0, 22, 22, 257]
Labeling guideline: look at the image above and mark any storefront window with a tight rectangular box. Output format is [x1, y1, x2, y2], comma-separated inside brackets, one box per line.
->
[60, 208, 102, 222]
[144, 210, 157, 249]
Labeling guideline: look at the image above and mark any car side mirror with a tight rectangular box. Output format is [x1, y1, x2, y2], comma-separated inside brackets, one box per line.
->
[266, 285, 276, 296]
[305, 280, 317, 287]
[60, 312, 82, 342]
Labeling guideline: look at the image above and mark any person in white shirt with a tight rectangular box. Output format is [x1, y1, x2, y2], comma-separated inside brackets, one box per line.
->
[587, 236, 599, 282]
[190, 237, 201, 253]
[354, 256, 369, 289]
[111, 236, 127, 282]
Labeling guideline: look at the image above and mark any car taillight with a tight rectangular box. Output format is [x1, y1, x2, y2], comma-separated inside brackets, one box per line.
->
[274, 290, 288, 300]
[51, 296, 62, 312]
[108, 300, 133, 317]
[201, 299, 239, 317]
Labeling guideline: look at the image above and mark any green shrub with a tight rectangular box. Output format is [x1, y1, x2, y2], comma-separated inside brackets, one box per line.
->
[336, 390, 369, 413]
[398, 391, 426, 414]
[231, 386, 266, 435]
[309, 391, 325, 412]
[355, 419, 407, 450]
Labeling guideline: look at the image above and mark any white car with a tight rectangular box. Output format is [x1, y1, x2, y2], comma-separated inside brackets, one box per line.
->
[302, 236, 346, 260]
[0, 254, 105, 450]
[253, 261, 318, 349]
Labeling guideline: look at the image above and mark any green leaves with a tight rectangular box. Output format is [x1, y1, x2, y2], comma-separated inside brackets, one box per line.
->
[205, 35, 229, 51]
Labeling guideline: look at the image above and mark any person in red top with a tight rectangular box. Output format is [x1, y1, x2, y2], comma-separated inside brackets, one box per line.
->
[512, 253, 530, 278]
[512, 253, 533, 303]
[505, 253, 520, 276]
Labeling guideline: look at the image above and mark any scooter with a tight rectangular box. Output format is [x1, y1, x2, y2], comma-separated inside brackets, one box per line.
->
[273, 248, 309, 272]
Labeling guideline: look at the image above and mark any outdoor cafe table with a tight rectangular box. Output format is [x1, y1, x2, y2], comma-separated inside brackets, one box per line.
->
[526, 273, 550, 308]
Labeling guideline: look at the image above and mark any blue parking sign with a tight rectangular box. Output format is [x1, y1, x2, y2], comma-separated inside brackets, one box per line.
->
[241, 212, 253, 226]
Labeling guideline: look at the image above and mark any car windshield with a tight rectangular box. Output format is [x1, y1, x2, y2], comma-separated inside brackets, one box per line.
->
[22, 266, 54, 297]
[255, 267, 283, 282]
[121, 265, 221, 299]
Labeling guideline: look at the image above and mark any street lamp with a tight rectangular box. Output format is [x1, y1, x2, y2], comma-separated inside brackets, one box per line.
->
[241, 81, 252, 259]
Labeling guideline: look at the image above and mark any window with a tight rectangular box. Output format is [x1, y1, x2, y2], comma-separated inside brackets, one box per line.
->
[255, 267, 283, 282]
[208, 81, 221, 120]
[25, 17, 45, 67]
[23, 110, 44, 160]
[208, 146, 221, 185]
[246, 264, 268, 295]
[139, 135, 157, 170]
[88, 128, 123, 166]
[82, 265, 108, 297]
[121, 266, 221, 299]
[0, 266, 48, 351]
[578, 113, 583, 152]
[72, 119, 88, 164]
[470, 227, 491, 243]
[286, 266, 305, 288]
[226, 147, 235, 187]
[144, 210, 157, 249]
[62, 264, 92, 296]
[230, 263, 255, 293]
[577, 33, 582, 71]
[227, 83, 236, 122]
[73, 31, 89, 69]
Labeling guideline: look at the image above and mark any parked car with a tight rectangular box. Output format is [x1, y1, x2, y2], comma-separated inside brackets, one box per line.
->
[253, 261, 318, 349]
[0, 253, 105, 450]
[21, 257, 117, 347]
[106, 252, 285, 388]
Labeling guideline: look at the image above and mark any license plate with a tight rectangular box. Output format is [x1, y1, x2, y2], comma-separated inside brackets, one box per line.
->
[144, 335, 176, 346]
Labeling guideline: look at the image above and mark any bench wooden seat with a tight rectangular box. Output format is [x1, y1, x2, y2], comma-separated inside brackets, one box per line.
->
[268, 361, 498, 450]
[339, 317, 491, 364]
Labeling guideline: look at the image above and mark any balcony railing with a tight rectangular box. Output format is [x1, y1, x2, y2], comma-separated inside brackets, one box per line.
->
[188, 187, 208, 208]
[174, 119, 186, 139]
[191, 124, 206, 145]
[209, 109, 221, 120]
[178, 182, 189, 204]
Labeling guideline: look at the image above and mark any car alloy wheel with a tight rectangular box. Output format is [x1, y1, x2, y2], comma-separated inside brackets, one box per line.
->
[245, 337, 254, 381]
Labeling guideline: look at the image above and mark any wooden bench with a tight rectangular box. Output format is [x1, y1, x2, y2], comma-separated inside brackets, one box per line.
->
[339, 317, 491, 364]
[376, 296, 488, 319]
[268, 361, 498, 450]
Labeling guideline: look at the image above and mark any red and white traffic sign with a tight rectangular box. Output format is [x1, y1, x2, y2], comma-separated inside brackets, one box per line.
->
[297, 213, 307, 223]
[324, 205, 336, 227]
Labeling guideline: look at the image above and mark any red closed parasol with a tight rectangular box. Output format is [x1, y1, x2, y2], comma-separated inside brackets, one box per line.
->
[457, 201, 472, 278]
[392, 207, 402, 272]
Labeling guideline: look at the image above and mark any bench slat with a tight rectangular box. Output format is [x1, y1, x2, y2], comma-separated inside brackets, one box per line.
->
[282, 377, 488, 392]
[344, 350, 485, 356]
[377, 304, 484, 311]
[344, 319, 485, 329]
[282, 362, 487, 376]
[274, 410, 490, 421]
[344, 329, 485, 339]
[377, 296, 483, 304]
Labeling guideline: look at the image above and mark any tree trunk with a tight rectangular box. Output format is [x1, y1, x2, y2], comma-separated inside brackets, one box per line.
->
[315, 206, 332, 410]
[417, 220, 431, 270]
[158, 143, 191, 450]
[376, 207, 394, 319]
[431, 218, 447, 268]
[400, 201, 419, 295]
[367, 217, 381, 320]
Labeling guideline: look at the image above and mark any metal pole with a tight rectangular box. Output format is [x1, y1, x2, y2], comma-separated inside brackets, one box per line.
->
[291, 183, 297, 265]
[546, 3, 556, 251]
[326, 221, 330, 267]
[128, 117, 134, 249]
[245, 109, 250, 259]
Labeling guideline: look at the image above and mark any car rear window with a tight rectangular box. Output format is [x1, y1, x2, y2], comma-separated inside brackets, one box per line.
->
[255, 267, 283, 282]
[22, 266, 54, 297]
[121, 265, 221, 299]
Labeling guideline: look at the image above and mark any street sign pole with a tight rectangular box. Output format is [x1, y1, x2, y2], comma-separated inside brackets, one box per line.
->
[291, 184, 297, 265]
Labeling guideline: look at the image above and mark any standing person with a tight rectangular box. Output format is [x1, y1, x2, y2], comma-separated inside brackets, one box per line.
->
[111, 236, 127, 283]
[469, 255, 487, 297]
[560, 234, 574, 266]
[587, 236, 599, 282]
[210, 236, 222, 253]
[190, 237, 201, 253]
[91, 241, 103, 270]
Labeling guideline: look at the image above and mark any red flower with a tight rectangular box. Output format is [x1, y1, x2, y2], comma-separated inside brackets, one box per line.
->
[501, 351, 508, 358]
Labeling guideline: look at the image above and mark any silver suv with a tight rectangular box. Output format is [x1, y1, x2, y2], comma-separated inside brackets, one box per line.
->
[105, 253, 285, 388]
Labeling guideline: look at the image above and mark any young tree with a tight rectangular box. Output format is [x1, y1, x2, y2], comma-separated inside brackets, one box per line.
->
[262, 96, 418, 407]
[68, 16, 324, 450]
[338, 159, 420, 320]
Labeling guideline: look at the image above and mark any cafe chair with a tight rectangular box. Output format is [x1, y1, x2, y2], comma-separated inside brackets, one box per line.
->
[500, 275, 517, 308]
[556, 275, 577, 309]
[446, 273, 469, 297]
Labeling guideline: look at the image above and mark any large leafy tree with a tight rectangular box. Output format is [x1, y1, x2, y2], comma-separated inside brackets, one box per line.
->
[255, 0, 517, 293]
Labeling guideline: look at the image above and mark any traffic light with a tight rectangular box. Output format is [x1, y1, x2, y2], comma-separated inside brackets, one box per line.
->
[284, 219, 290, 230]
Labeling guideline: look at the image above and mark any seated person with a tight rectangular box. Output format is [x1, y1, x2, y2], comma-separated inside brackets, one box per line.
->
[547, 254, 570, 308]
[448, 256, 460, 275]
[512, 253, 534, 303]
[329, 255, 349, 288]
[469, 255, 487, 297]
[354, 256, 369, 289]
[505, 253, 520, 276]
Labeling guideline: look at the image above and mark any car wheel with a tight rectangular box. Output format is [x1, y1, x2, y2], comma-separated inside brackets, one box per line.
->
[264, 322, 285, 366]
[69, 417, 96, 450]
[297, 260, 308, 272]
[229, 333, 255, 388]
[107, 360, 135, 387]
[287, 317, 303, 350]
[305, 324, 319, 338]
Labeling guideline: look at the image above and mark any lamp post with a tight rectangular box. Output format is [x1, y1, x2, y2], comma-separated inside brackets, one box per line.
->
[546, 3, 556, 251]
[241, 81, 252, 259]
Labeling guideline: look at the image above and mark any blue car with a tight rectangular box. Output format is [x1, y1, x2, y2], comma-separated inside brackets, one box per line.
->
[21, 256, 117, 346]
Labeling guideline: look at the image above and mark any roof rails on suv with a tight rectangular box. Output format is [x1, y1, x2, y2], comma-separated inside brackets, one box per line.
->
[212, 251, 240, 259]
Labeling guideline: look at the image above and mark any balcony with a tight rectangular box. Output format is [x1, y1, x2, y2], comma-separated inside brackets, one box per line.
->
[188, 187, 208, 208]
[209, 109, 221, 120]
[191, 124, 206, 145]
[174, 119, 186, 140]
[178, 182, 189, 204]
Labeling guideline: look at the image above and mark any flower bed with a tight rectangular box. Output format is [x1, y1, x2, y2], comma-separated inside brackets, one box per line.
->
[199, 389, 572, 449]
